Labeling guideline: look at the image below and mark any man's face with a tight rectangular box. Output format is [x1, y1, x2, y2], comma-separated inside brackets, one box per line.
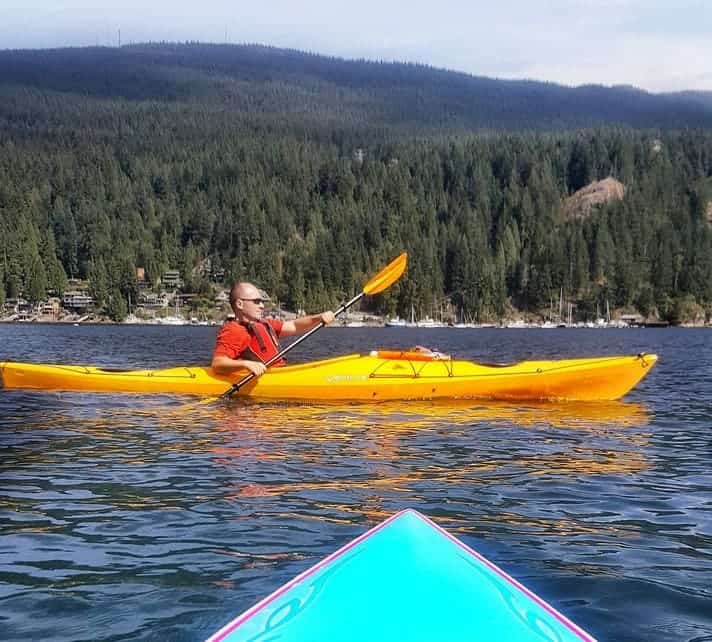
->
[235, 287, 265, 322]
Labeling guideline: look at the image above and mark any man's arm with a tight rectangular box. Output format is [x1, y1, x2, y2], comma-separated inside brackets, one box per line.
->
[211, 354, 267, 377]
[280, 311, 335, 337]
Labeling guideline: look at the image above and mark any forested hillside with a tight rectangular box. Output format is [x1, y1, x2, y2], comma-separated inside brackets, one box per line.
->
[1, 43, 711, 322]
[2, 44, 712, 134]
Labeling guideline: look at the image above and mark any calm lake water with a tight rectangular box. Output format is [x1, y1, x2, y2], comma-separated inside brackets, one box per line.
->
[1, 324, 711, 641]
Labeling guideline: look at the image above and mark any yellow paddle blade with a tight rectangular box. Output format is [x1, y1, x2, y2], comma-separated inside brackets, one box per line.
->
[362, 252, 408, 295]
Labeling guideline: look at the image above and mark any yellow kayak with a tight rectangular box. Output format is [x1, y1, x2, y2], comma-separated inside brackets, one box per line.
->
[0, 351, 657, 401]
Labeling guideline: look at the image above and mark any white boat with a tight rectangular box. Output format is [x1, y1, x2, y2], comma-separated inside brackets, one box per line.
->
[155, 315, 186, 325]
[417, 318, 447, 328]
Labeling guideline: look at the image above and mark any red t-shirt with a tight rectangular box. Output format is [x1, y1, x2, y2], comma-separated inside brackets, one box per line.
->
[213, 318, 285, 363]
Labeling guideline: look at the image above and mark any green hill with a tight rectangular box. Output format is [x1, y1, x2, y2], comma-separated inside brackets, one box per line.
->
[1, 43, 711, 133]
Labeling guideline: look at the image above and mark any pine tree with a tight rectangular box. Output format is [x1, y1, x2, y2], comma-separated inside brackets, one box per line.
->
[88, 258, 110, 309]
[0, 261, 5, 309]
[105, 288, 128, 321]
[26, 255, 48, 303]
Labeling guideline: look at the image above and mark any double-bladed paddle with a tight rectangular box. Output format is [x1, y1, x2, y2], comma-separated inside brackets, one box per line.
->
[219, 252, 408, 400]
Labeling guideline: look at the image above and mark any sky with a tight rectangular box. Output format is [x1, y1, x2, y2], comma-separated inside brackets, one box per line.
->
[2, 0, 711, 93]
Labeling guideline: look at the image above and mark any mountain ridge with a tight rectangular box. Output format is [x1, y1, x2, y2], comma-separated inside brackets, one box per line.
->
[1, 42, 711, 132]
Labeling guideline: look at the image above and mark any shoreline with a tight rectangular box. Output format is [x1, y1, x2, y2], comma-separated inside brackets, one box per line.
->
[1, 319, 710, 328]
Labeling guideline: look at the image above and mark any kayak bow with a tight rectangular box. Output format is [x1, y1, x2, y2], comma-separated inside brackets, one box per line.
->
[0, 351, 657, 401]
[206, 509, 596, 642]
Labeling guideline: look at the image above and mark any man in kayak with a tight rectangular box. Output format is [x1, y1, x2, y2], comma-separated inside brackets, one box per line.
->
[211, 281, 335, 377]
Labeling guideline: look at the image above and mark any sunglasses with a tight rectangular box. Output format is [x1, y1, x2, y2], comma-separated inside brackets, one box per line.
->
[240, 298, 265, 305]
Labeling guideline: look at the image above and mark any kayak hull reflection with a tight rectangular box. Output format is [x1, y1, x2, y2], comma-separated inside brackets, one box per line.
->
[1, 352, 657, 401]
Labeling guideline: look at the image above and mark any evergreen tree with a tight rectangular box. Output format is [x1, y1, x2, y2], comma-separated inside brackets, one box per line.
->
[0, 261, 5, 309]
[26, 255, 48, 303]
[105, 288, 128, 322]
[88, 259, 110, 309]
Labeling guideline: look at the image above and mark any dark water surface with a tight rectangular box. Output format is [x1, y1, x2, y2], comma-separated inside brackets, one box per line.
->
[1, 325, 710, 641]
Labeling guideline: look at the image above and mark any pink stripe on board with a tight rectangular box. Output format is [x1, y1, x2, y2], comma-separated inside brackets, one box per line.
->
[415, 511, 597, 642]
[206, 510, 408, 642]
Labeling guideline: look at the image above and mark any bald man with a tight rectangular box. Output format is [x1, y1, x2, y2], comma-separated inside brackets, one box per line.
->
[211, 281, 335, 377]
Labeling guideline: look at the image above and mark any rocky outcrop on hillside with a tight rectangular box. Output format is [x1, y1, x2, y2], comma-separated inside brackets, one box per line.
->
[563, 177, 626, 220]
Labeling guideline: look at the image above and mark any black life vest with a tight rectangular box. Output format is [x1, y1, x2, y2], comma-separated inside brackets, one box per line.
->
[240, 320, 286, 366]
